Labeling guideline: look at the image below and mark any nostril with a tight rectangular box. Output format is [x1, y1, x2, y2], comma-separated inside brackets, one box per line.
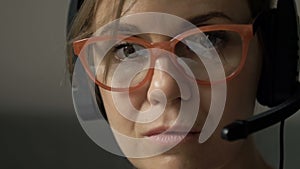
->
[148, 89, 167, 106]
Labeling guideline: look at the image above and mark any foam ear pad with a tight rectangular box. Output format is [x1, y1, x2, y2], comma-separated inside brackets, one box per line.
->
[257, 0, 299, 107]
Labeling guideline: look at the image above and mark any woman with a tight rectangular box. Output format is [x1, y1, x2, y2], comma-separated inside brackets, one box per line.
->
[67, 0, 275, 168]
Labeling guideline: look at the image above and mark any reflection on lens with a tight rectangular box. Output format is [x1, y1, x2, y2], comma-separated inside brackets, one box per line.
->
[175, 30, 242, 81]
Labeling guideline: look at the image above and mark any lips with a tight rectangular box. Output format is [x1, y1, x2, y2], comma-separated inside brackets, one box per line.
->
[143, 126, 200, 145]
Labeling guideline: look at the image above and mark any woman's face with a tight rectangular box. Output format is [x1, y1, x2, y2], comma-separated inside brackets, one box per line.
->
[97, 0, 262, 168]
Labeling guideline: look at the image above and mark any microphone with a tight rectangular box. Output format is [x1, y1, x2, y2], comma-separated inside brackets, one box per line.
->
[221, 83, 300, 141]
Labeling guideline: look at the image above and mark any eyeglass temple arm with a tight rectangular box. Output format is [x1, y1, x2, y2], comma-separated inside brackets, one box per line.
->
[73, 39, 88, 56]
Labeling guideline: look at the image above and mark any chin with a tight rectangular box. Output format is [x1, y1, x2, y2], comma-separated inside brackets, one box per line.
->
[129, 154, 196, 169]
[128, 143, 209, 169]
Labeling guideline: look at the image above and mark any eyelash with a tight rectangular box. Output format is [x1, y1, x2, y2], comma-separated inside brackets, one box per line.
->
[112, 42, 147, 61]
[114, 43, 131, 50]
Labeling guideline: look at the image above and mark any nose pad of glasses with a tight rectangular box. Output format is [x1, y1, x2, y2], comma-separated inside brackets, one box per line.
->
[151, 41, 174, 52]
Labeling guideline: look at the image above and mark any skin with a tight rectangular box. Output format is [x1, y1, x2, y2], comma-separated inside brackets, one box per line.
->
[95, 0, 273, 169]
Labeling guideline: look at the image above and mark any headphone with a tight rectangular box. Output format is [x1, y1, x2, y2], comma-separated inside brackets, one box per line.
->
[67, 0, 84, 33]
[222, 0, 300, 140]
[67, 0, 300, 167]
[257, 0, 299, 107]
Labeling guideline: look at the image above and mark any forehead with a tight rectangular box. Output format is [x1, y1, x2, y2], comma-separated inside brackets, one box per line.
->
[122, 0, 251, 24]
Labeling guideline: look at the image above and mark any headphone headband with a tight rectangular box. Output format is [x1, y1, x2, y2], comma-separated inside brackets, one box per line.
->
[67, 0, 84, 33]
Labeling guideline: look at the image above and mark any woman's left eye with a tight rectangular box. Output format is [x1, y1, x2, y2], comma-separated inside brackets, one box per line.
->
[200, 31, 228, 49]
[185, 31, 227, 49]
[205, 33, 221, 48]
[113, 43, 148, 61]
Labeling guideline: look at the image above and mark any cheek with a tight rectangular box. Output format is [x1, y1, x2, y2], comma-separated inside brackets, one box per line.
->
[222, 36, 262, 123]
[100, 89, 137, 136]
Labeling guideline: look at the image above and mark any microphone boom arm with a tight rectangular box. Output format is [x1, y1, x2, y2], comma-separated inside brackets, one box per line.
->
[222, 83, 300, 141]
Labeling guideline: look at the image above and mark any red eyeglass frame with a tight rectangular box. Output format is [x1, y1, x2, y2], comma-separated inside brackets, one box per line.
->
[73, 24, 255, 92]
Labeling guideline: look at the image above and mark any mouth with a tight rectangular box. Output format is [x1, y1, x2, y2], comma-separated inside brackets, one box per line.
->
[143, 126, 200, 145]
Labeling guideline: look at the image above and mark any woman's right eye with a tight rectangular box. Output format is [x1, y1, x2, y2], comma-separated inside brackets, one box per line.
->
[113, 43, 148, 61]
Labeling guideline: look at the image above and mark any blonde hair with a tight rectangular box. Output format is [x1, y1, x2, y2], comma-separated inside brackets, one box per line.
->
[66, 0, 126, 80]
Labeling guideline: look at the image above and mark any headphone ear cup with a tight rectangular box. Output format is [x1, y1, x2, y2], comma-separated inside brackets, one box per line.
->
[257, 0, 299, 107]
[257, 9, 278, 107]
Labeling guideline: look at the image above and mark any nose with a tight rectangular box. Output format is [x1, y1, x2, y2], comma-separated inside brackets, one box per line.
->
[147, 50, 191, 106]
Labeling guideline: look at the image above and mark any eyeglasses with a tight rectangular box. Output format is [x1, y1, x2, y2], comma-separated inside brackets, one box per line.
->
[73, 23, 256, 92]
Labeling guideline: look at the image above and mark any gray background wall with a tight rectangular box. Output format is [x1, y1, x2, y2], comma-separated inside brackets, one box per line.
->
[0, 0, 132, 168]
[0, 0, 299, 169]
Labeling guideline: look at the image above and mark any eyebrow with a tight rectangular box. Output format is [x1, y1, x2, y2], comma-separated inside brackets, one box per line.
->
[98, 23, 140, 35]
[97, 12, 233, 35]
[187, 12, 233, 26]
